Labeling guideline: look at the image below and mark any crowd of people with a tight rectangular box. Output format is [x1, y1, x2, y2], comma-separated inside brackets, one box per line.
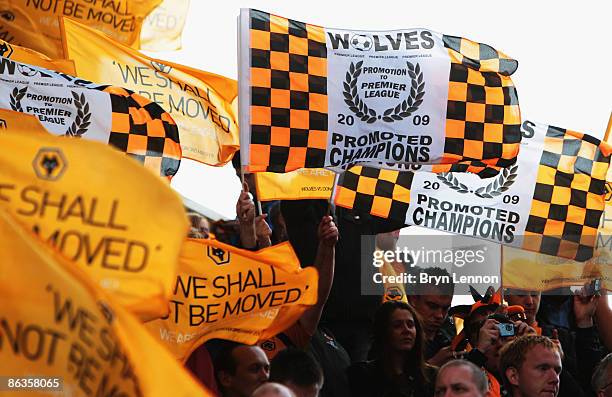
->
[181, 158, 611, 397]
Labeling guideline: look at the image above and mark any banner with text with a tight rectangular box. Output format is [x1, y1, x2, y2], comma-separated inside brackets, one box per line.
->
[335, 121, 612, 261]
[239, 9, 521, 176]
[146, 239, 318, 361]
[0, 0, 161, 58]
[62, 18, 239, 166]
[0, 56, 181, 178]
[140, 0, 189, 51]
[0, 209, 212, 397]
[255, 168, 335, 201]
[0, 128, 188, 319]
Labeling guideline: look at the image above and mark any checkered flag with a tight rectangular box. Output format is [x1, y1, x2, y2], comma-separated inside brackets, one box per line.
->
[241, 9, 522, 177]
[522, 126, 612, 260]
[335, 124, 611, 261]
[101, 86, 181, 179]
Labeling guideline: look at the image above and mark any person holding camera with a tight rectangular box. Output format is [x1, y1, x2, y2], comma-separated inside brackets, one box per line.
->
[461, 310, 535, 397]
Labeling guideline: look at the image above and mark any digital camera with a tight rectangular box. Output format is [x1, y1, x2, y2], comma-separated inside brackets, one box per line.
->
[496, 322, 515, 337]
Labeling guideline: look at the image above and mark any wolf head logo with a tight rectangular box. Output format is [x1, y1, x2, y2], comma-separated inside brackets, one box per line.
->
[151, 61, 172, 74]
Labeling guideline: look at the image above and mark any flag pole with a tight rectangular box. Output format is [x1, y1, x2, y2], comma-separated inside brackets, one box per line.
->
[328, 170, 341, 216]
[604, 112, 612, 142]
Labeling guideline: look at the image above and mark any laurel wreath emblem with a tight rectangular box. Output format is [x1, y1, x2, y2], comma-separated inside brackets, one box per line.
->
[343, 61, 425, 124]
[66, 91, 91, 138]
[10, 86, 27, 112]
[436, 164, 519, 198]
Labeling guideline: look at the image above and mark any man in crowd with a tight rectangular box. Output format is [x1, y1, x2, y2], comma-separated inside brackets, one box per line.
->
[505, 286, 606, 393]
[270, 348, 324, 397]
[252, 383, 296, 397]
[500, 335, 562, 397]
[215, 343, 271, 397]
[407, 266, 456, 365]
[592, 353, 612, 397]
[434, 359, 489, 397]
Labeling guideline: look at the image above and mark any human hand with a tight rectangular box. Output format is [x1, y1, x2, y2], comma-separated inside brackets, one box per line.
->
[317, 215, 338, 247]
[236, 182, 255, 225]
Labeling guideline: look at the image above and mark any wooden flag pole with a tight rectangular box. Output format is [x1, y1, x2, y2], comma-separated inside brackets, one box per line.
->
[605, 112, 612, 142]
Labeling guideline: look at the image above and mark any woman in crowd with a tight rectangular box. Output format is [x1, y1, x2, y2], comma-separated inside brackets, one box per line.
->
[348, 301, 436, 397]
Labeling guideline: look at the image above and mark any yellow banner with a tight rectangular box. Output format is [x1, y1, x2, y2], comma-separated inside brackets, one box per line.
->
[0, 128, 188, 320]
[0, 108, 49, 133]
[255, 168, 336, 201]
[62, 17, 239, 166]
[0, 0, 160, 58]
[140, 0, 189, 51]
[146, 239, 318, 361]
[0, 38, 75, 74]
[0, 209, 212, 397]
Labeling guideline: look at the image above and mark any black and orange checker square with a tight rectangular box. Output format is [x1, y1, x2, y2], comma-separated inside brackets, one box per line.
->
[251, 49, 271, 68]
[354, 192, 374, 211]
[109, 131, 129, 151]
[562, 222, 583, 243]
[289, 128, 309, 147]
[304, 148, 325, 167]
[290, 90, 309, 109]
[389, 200, 410, 220]
[449, 62, 469, 82]
[270, 32, 289, 52]
[525, 215, 548, 234]
[250, 9, 271, 31]
[146, 137, 166, 157]
[482, 142, 503, 158]
[374, 179, 395, 198]
[447, 101, 467, 120]
[340, 170, 360, 191]
[269, 146, 290, 167]
[482, 72, 502, 87]
[466, 84, 486, 103]
[539, 236, 562, 257]
[251, 125, 271, 144]
[271, 107, 290, 127]
[271, 70, 290, 89]
[548, 204, 569, 221]
[502, 124, 521, 143]
[484, 104, 505, 124]
[584, 209, 603, 228]
[444, 138, 465, 156]
[533, 183, 555, 202]
[289, 53, 308, 73]
[309, 111, 327, 130]
[464, 122, 484, 140]
[502, 86, 518, 105]
[252, 87, 271, 106]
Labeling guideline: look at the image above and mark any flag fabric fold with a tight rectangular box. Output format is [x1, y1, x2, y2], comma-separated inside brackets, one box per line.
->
[0, 208, 212, 397]
[62, 17, 239, 166]
[239, 9, 521, 176]
[0, 126, 188, 319]
[146, 238, 318, 361]
[0, 37, 75, 74]
[0, 0, 161, 58]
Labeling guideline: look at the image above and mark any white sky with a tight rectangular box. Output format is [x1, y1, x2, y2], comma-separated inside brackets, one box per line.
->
[147, 0, 611, 304]
[150, 0, 612, 220]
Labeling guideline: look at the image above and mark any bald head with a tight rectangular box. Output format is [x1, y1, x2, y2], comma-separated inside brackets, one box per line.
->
[252, 383, 296, 397]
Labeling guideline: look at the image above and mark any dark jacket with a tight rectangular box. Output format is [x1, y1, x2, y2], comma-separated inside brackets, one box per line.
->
[347, 360, 436, 397]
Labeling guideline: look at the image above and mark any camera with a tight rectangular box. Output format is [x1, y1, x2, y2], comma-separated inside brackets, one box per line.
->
[585, 278, 602, 296]
[496, 322, 515, 337]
